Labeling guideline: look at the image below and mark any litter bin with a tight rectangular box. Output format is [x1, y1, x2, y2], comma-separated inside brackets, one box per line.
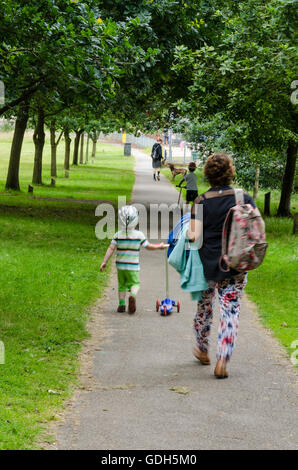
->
[124, 143, 131, 156]
[191, 151, 199, 161]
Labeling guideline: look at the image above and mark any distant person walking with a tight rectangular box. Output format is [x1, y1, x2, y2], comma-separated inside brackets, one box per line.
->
[151, 137, 163, 181]
[163, 126, 169, 145]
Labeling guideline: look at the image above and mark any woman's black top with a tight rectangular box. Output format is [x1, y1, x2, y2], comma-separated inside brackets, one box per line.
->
[191, 186, 256, 281]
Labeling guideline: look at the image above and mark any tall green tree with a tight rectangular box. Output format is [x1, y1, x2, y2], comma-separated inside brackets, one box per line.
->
[1, 0, 132, 188]
[172, 0, 298, 214]
[5, 100, 30, 190]
[0, 0, 122, 114]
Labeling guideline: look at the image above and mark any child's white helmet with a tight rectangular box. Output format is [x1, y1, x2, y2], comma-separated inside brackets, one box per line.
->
[118, 205, 139, 230]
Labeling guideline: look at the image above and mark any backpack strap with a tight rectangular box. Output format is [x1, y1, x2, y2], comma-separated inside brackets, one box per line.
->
[193, 189, 235, 206]
[218, 189, 244, 272]
[219, 207, 233, 273]
[197, 188, 245, 203]
[234, 188, 244, 205]
[202, 189, 235, 199]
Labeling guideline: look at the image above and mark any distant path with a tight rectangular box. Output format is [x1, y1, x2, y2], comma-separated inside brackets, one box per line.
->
[54, 147, 297, 450]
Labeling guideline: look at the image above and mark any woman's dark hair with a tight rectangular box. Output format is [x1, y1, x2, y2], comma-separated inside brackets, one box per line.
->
[203, 153, 235, 187]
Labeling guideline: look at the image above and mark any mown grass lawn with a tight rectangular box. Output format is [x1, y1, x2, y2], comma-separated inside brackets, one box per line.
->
[0, 133, 134, 449]
[0, 131, 134, 202]
[162, 166, 298, 358]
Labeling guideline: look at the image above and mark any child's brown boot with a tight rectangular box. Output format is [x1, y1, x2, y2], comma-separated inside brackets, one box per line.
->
[128, 296, 136, 314]
[117, 305, 126, 313]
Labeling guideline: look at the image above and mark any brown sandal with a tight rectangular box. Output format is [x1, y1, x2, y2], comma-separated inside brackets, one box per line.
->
[214, 359, 229, 379]
[193, 345, 211, 365]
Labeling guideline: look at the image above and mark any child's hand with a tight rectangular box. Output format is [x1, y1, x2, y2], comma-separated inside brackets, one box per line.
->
[159, 242, 170, 249]
[100, 262, 106, 272]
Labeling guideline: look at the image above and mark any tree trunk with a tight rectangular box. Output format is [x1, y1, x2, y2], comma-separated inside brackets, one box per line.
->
[277, 140, 297, 217]
[32, 107, 45, 185]
[253, 164, 260, 200]
[50, 119, 57, 177]
[72, 129, 83, 165]
[91, 138, 97, 163]
[50, 120, 63, 177]
[64, 128, 71, 170]
[293, 213, 298, 234]
[85, 134, 89, 164]
[5, 101, 29, 190]
[79, 133, 84, 164]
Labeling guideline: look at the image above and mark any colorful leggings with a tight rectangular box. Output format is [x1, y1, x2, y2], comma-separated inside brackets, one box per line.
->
[194, 273, 247, 361]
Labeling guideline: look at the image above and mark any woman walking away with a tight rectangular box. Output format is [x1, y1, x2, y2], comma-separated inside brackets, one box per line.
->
[151, 137, 163, 181]
[188, 153, 257, 379]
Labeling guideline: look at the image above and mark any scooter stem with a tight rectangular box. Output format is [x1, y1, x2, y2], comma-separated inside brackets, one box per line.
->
[165, 249, 169, 298]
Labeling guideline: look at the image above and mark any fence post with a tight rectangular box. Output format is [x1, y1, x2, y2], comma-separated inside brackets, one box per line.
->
[169, 129, 173, 161]
[293, 212, 298, 234]
[264, 192, 271, 216]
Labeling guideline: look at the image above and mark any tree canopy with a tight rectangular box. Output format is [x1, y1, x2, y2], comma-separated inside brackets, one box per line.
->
[172, 0, 297, 213]
[0, 0, 297, 214]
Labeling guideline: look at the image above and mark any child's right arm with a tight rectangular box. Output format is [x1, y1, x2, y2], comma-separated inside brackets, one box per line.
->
[178, 176, 186, 187]
[100, 243, 116, 271]
[145, 242, 169, 251]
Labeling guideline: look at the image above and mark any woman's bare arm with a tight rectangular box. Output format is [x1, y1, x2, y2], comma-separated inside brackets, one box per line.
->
[188, 202, 203, 242]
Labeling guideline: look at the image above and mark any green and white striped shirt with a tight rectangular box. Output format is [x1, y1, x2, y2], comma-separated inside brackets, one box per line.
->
[111, 229, 149, 271]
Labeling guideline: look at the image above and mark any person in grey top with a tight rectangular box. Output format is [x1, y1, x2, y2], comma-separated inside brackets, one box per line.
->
[178, 161, 198, 203]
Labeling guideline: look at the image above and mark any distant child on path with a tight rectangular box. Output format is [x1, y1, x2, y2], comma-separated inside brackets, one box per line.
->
[100, 205, 167, 314]
[178, 161, 198, 204]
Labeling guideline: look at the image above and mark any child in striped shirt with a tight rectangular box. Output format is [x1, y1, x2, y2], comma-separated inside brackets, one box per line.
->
[100, 206, 167, 314]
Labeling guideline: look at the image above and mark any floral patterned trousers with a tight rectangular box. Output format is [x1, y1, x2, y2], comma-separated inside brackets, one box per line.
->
[194, 273, 247, 361]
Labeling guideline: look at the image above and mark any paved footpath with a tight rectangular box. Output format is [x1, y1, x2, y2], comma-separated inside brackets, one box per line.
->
[56, 149, 297, 450]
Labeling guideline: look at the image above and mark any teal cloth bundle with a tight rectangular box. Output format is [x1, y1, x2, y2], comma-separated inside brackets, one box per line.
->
[168, 223, 208, 301]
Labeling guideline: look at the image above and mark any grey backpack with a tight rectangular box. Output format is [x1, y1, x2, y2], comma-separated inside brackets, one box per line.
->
[152, 144, 160, 160]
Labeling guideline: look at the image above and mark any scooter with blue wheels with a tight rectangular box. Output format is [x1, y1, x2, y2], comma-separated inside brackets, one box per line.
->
[156, 249, 181, 316]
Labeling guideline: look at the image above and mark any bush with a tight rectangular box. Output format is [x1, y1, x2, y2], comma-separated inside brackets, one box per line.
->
[234, 153, 286, 191]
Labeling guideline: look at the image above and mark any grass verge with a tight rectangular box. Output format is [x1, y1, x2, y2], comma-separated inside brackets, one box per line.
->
[0, 136, 134, 449]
